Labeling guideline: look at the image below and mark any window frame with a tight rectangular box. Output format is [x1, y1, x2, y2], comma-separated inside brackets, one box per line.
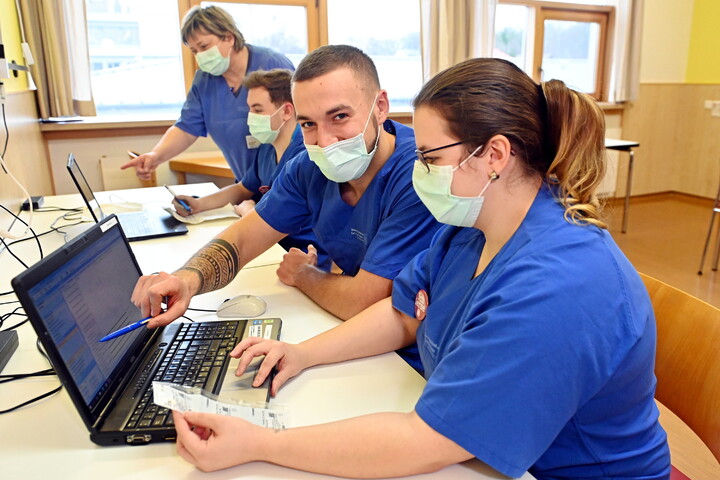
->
[181, 0, 326, 93]
[498, 0, 614, 101]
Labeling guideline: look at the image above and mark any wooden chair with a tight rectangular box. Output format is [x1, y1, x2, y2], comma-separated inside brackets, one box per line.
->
[639, 273, 720, 478]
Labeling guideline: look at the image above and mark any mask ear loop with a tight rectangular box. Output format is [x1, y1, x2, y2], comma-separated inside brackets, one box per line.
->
[476, 171, 499, 198]
[271, 103, 290, 132]
[453, 144, 484, 172]
[362, 92, 381, 154]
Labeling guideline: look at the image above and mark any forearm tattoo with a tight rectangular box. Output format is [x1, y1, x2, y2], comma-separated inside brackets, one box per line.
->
[180, 238, 240, 294]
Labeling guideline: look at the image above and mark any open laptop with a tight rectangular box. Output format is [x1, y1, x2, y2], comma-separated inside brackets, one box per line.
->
[66, 153, 188, 241]
[11, 215, 281, 446]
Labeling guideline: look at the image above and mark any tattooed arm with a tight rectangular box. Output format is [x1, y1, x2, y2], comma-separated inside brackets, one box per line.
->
[181, 238, 240, 295]
[131, 210, 286, 327]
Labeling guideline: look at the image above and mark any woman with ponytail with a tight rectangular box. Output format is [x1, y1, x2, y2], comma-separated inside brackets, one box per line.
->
[171, 58, 670, 480]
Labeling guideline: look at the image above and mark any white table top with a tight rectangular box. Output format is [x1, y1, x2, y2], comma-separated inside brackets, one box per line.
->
[1, 184, 533, 479]
[604, 138, 640, 150]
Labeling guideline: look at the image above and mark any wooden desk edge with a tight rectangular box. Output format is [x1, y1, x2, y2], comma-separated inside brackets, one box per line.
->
[169, 156, 235, 182]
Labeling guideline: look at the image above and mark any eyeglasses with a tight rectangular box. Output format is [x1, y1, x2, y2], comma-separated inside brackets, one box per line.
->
[415, 141, 463, 171]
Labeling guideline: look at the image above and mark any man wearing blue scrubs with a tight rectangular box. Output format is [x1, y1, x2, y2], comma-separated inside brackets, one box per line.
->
[121, 5, 293, 181]
[131, 46, 441, 347]
[171, 68, 331, 271]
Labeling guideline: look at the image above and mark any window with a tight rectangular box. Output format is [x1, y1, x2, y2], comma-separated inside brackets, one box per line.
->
[326, 0, 421, 110]
[83, 0, 422, 116]
[85, 0, 186, 116]
[202, 0, 422, 110]
[494, 1, 612, 100]
[202, 1, 312, 68]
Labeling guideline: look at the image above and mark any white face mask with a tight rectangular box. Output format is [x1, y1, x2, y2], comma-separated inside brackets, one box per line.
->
[196, 44, 230, 76]
[304, 93, 380, 183]
[247, 105, 286, 144]
[412, 145, 495, 227]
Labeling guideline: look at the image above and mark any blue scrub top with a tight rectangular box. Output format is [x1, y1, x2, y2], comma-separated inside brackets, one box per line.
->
[174, 45, 294, 179]
[392, 184, 670, 480]
[241, 126, 331, 271]
[255, 120, 440, 279]
[241, 126, 306, 202]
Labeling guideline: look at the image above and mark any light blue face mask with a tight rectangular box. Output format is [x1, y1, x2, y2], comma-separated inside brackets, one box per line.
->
[412, 145, 496, 227]
[196, 45, 230, 76]
[304, 92, 380, 183]
[247, 105, 286, 144]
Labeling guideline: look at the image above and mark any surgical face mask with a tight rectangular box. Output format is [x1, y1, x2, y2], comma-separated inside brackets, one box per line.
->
[247, 105, 286, 144]
[412, 145, 495, 227]
[304, 93, 380, 183]
[196, 45, 230, 76]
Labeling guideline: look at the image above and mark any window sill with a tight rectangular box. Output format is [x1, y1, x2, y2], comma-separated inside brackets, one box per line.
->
[37, 104, 619, 139]
[39, 111, 417, 138]
[39, 114, 178, 139]
[598, 102, 625, 113]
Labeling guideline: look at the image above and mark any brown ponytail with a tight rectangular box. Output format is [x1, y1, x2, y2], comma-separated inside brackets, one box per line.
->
[414, 58, 607, 228]
[542, 80, 606, 228]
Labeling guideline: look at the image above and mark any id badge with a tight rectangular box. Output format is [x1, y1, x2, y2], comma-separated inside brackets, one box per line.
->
[246, 135, 261, 149]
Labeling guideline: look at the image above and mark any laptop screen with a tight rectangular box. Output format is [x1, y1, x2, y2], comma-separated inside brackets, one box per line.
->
[67, 153, 105, 222]
[25, 220, 146, 409]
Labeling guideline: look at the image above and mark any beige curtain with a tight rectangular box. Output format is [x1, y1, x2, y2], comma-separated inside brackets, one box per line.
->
[18, 0, 95, 118]
[419, 0, 497, 81]
[607, 0, 643, 102]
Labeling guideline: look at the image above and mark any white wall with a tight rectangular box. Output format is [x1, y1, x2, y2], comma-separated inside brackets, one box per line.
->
[47, 134, 219, 195]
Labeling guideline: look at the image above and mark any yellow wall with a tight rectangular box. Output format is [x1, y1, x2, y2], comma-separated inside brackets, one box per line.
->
[0, 0, 30, 92]
[686, 0, 720, 83]
[639, 0, 695, 83]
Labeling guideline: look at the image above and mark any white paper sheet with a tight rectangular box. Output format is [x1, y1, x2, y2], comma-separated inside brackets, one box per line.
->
[152, 382, 289, 429]
[164, 205, 239, 225]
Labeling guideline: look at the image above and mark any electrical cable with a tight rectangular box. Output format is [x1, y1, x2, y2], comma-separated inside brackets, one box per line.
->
[1, 102, 8, 172]
[0, 305, 28, 331]
[0, 204, 42, 261]
[0, 368, 54, 383]
[1, 237, 28, 268]
[3, 225, 56, 246]
[0, 208, 81, 249]
[33, 206, 83, 213]
[0, 158, 33, 240]
[186, 306, 216, 313]
[0, 338, 63, 415]
[0, 385, 63, 414]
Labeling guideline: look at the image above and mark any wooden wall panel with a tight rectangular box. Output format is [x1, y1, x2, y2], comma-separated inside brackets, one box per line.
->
[0, 91, 52, 232]
[621, 83, 720, 199]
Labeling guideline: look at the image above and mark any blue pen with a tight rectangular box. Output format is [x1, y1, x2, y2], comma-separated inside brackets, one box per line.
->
[164, 184, 192, 214]
[99, 317, 151, 342]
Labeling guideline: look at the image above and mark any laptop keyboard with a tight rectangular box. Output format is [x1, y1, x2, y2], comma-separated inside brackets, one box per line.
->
[125, 321, 240, 430]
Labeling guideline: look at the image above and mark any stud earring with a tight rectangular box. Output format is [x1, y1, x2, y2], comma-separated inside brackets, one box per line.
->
[489, 171, 500, 181]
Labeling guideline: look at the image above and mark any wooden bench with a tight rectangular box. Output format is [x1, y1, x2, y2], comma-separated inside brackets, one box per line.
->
[169, 154, 234, 184]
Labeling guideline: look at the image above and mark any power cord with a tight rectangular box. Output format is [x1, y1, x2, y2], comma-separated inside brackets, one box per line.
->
[0, 305, 28, 331]
[186, 306, 216, 313]
[1, 102, 8, 173]
[0, 339, 62, 414]
[0, 153, 33, 239]
[0, 204, 42, 260]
